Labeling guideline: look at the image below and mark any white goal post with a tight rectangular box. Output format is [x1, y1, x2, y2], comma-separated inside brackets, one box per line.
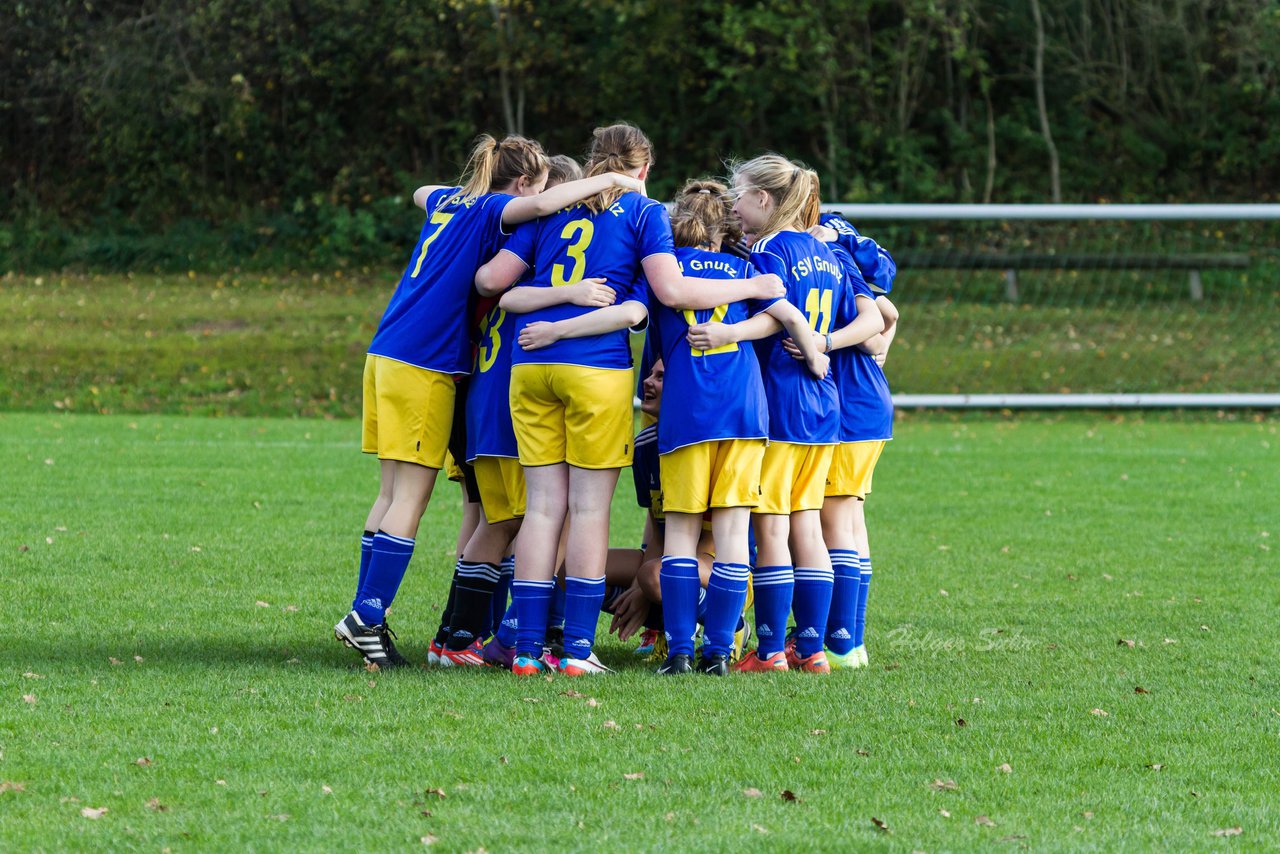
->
[824, 203, 1280, 410]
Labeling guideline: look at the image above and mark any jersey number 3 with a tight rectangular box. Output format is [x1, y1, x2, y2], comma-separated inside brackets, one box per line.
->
[552, 219, 595, 286]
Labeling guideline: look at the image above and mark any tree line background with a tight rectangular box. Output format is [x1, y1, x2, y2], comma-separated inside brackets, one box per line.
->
[3, 0, 1278, 270]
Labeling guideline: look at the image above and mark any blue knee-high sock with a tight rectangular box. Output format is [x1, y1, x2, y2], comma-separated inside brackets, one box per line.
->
[751, 565, 794, 657]
[513, 578, 554, 659]
[486, 555, 514, 639]
[562, 576, 607, 660]
[352, 531, 375, 610]
[703, 562, 750, 658]
[854, 556, 873, 647]
[495, 600, 519, 648]
[825, 549, 859, 655]
[354, 531, 415, 625]
[792, 565, 835, 657]
[660, 556, 701, 657]
[549, 581, 567, 629]
[696, 587, 708, 625]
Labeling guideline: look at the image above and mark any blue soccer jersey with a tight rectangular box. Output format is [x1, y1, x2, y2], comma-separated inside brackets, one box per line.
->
[648, 247, 774, 454]
[466, 302, 520, 459]
[819, 212, 897, 295]
[369, 187, 513, 373]
[501, 192, 669, 369]
[749, 231, 842, 445]
[828, 243, 894, 442]
[632, 422, 663, 526]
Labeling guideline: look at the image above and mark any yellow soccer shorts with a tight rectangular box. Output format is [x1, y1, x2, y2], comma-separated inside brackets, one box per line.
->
[473, 456, 527, 524]
[754, 441, 835, 515]
[824, 440, 887, 499]
[509, 363, 635, 469]
[659, 439, 766, 515]
[361, 354, 455, 469]
[443, 451, 464, 483]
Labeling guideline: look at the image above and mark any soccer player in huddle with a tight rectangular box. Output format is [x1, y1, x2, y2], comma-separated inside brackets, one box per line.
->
[335, 134, 645, 667]
[806, 213, 898, 666]
[474, 123, 784, 676]
[646, 179, 826, 675]
[688, 155, 846, 673]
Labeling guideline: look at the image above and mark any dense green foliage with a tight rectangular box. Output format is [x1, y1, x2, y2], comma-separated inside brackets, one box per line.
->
[4, 0, 1279, 270]
[3, 412, 1276, 849]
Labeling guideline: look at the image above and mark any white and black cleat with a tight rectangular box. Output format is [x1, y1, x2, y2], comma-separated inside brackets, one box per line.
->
[334, 610, 410, 668]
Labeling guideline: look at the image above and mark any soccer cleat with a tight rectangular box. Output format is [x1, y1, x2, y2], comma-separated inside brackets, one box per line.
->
[791, 650, 831, 674]
[481, 636, 516, 669]
[634, 628, 660, 656]
[855, 645, 869, 668]
[438, 641, 487, 668]
[656, 653, 693, 675]
[426, 639, 445, 666]
[644, 633, 669, 664]
[731, 619, 753, 664]
[825, 647, 860, 670]
[546, 625, 566, 661]
[512, 654, 553, 676]
[732, 649, 789, 673]
[541, 647, 563, 672]
[696, 652, 730, 676]
[334, 610, 410, 668]
[559, 652, 614, 676]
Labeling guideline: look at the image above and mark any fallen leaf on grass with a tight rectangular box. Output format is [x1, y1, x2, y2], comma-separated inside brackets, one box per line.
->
[1191, 791, 1201, 798]
[109, 657, 123, 666]
[602, 720, 620, 730]
[22, 695, 36, 704]
[80, 807, 108, 819]
[133, 655, 143, 663]
[425, 788, 447, 799]
[284, 605, 299, 613]
[1200, 625, 1211, 632]
[1090, 708, 1110, 717]
[780, 789, 799, 802]
[808, 729, 828, 735]
[269, 814, 289, 822]
[1082, 811, 1094, 819]
[255, 600, 270, 608]
[522, 697, 541, 704]
[21, 672, 43, 680]
[938, 809, 951, 818]
[623, 773, 644, 780]
[135, 757, 153, 767]
[1210, 827, 1242, 838]
[0, 782, 25, 794]
[1164, 638, 1178, 645]
[856, 749, 870, 757]
[751, 823, 769, 834]
[365, 662, 380, 674]
[743, 788, 763, 798]
[955, 718, 967, 727]
[18, 545, 29, 552]
[1146, 764, 1164, 771]
[560, 689, 586, 699]
[1102, 573, 1114, 581]
[146, 798, 167, 812]
[975, 815, 996, 827]
[1135, 686, 1150, 694]
[1117, 639, 1135, 648]
[498, 756, 508, 766]
[215, 780, 227, 786]
[939, 589, 949, 597]
[997, 763, 1013, 774]
[321, 785, 333, 795]
[421, 835, 438, 846]
[871, 817, 891, 834]
[929, 779, 958, 791]
[586, 698, 599, 708]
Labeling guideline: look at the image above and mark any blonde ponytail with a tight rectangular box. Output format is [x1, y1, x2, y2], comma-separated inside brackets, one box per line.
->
[583, 123, 653, 213]
[731, 154, 821, 238]
[670, 179, 731, 248]
[457, 134, 550, 203]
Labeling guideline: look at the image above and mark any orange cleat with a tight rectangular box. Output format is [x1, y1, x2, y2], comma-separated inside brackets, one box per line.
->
[732, 650, 790, 673]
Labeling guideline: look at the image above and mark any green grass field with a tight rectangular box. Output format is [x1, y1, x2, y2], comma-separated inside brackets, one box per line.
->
[3, 411, 1276, 851]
